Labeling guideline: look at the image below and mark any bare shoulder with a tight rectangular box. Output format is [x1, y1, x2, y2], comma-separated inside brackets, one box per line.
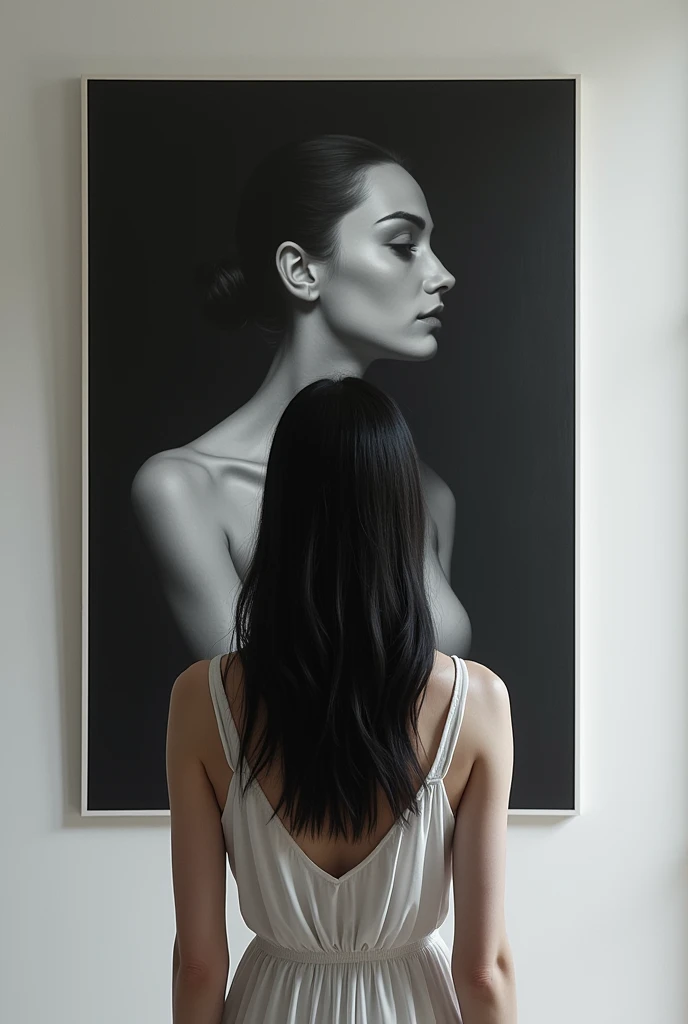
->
[168, 659, 213, 723]
[131, 448, 213, 511]
[169, 654, 242, 719]
[458, 659, 513, 759]
[167, 658, 228, 761]
[464, 660, 510, 706]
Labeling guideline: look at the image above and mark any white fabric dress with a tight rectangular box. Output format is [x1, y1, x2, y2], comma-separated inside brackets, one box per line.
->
[208, 653, 469, 1023]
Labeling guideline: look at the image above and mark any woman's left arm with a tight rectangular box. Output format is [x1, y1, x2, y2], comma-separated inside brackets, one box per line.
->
[167, 664, 230, 1023]
[419, 460, 456, 582]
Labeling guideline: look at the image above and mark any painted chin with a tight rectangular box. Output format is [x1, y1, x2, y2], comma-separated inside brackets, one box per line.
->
[399, 323, 439, 361]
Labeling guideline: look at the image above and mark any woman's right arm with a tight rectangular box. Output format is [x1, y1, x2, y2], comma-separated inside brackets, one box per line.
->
[131, 453, 243, 660]
[451, 664, 517, 1023]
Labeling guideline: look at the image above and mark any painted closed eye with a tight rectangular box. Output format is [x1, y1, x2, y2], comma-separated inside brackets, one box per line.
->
[389, 243, 418, 260]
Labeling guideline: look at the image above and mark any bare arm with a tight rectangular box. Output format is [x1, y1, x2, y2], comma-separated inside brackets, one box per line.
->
[452, 664, 517, 1023]
[131, 454, 243, 659]
[167, 666, 230, 1023]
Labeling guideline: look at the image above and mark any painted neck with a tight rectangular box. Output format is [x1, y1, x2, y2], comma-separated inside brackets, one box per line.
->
[260, 311, 373, 398]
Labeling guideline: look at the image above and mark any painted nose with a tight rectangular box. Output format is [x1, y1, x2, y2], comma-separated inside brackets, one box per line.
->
[425, 257, 456, 295]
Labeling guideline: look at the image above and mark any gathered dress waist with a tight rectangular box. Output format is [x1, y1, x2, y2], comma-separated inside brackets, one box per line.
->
[251, 931, 439, 965]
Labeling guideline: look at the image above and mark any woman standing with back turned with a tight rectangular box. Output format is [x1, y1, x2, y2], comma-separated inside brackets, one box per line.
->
[166, 376, 517, 1022]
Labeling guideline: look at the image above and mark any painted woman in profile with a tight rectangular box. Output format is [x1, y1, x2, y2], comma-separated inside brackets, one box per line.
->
[131, 135, 472, 660]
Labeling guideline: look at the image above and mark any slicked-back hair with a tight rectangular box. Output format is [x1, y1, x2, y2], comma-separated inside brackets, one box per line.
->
[201, 134, 407, 333]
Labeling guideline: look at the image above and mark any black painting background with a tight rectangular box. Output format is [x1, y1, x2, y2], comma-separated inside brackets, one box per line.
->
[86, 78, 576, 812]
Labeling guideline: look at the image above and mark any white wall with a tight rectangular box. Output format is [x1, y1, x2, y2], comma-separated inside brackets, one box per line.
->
[2, 1, 687, 1021]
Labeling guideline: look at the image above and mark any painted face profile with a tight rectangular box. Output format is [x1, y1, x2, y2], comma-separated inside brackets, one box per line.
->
[304, 162, 457, 363]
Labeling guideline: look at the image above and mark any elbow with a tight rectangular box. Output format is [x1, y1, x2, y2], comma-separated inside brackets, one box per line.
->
[177, 952, 229, 987]
[453, 946, 515, 991]
[467, 964, 498, 989]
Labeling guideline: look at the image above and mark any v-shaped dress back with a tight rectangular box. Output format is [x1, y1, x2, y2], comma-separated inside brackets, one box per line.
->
[208, 653, 469, 1023]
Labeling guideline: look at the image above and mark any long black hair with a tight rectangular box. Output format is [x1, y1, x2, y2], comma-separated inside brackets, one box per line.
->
[223, 376, 437, 841]
[201, 134, 406, 333]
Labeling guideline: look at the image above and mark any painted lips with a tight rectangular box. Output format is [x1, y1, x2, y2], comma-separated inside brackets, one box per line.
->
[417, 304, 444, 328]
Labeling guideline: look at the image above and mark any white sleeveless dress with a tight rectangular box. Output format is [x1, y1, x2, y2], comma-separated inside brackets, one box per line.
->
[208, 653, 469, 1023]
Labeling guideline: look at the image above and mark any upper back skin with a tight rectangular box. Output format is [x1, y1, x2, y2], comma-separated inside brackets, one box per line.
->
[194, 651, 499, 881]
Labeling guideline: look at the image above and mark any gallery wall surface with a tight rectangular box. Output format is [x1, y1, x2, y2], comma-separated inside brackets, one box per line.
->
[1, 1, 686, 1022]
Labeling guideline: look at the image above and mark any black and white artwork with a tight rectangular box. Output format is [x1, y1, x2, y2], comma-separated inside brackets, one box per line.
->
[83, 76, 578, 816]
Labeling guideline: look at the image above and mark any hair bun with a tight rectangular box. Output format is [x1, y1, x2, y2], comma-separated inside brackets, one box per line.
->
[196, 257, 253, 331]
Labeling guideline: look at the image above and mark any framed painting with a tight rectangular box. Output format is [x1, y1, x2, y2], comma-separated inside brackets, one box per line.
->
[81, 75, 579, 817]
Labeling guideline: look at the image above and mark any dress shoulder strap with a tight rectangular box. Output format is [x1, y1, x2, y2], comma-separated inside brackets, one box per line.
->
[432, 655, 470, 781]
[207, 654, 241, 772]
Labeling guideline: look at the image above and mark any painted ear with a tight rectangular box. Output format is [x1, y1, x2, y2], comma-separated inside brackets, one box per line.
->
[275, 241, 320, 304]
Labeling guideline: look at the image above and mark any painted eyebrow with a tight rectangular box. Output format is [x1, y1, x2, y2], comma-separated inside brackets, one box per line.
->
[374, 211, 428, 231]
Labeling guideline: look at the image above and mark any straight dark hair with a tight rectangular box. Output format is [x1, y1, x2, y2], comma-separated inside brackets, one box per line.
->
[223, 376, 438, 841]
